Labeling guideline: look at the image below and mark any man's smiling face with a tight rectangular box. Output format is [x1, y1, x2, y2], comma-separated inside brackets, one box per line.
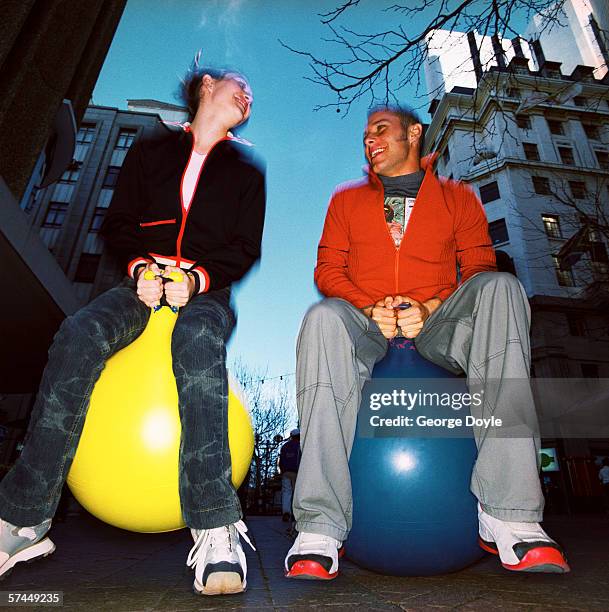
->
[363, 111, 411, 177]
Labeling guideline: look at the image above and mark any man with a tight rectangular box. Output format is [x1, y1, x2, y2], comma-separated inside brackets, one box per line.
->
[279, 429, 301, 522]
[284, 104, 569, 580]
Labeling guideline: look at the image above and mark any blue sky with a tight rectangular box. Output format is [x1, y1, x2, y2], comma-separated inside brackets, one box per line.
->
[92, 0, 529, 382]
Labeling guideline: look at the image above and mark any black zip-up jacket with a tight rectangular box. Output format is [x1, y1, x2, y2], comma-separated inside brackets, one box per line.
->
[101, 125, 266, 293]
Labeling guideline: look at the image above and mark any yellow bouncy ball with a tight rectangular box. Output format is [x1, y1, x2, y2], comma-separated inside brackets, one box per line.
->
[67, 271, 254, 533]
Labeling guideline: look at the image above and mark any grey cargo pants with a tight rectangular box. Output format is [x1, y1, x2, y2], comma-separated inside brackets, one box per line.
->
[293, 272, 543, 542]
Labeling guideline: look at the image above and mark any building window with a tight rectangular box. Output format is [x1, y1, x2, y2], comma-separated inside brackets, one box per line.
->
[523, 142, 540, 161]
[115, 128, 137, 150]
[582, 123, 599, 140]
[585, 219, 601, 241]
[573, 96, 588, 107]
[566, 313, 587, 337]
[552, 255, 574, 286]
[589, 241, 609, 276]
[102, 166, 121, 188]
[507, 87, 521, 99]
[516, 115, 531, 130]
[542, 214, 562, 239]
[569, 181, 587, 199]
[60, 161, 82, 184]
[442, 145, 450, 164]
[532, 176, 551, 195]
[595, 150, 609, 170]
[76, 123, 96, 144]
[51, 182, 74, 203]
[489, 219, 509, 245]
[89, 207, 106, 233]
[74, 123, 96, 164]
[581, 363, 599, 378]
[42, 202, 68, 228]
[479, 181, 500, 204]
[97, 188, 114, 207]
[590, 241, 609, 263]
[558, 146, 575, 165]
[547, 119, 564, 135]
[23, 189, 39, 214]
[74, 253, 101, 283]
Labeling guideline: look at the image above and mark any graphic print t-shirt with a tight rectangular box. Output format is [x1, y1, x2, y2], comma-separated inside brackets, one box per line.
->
[378, 170, 425, 247]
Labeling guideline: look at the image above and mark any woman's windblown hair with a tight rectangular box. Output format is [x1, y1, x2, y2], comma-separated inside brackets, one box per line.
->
[177, 50, 246, 122]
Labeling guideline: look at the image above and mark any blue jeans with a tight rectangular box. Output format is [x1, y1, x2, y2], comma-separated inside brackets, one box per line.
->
[0, 278, 241, 529]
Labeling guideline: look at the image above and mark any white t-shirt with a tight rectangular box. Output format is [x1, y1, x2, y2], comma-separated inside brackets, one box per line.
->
[182, 151, 207, 211]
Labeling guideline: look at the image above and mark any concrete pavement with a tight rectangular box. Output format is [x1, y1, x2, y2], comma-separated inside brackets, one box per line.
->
[2, 511, 608, 611]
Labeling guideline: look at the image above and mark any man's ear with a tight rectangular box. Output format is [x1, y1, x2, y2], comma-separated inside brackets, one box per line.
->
[408, 123, 423, 145]
[201, 74, 214, 94]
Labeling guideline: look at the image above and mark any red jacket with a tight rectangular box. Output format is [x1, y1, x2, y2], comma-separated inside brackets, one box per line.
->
[314, 155, 497, 308]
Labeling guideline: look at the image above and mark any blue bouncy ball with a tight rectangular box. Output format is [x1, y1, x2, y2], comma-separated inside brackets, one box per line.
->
[347, 338, 484, 576]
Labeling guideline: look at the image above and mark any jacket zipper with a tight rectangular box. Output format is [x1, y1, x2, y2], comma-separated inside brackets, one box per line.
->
[377, 189, 403, 296]
[175, 135, 230, 266]
[379, 187, 422, 296]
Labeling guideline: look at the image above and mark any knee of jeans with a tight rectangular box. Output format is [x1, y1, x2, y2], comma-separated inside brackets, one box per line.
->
[302, 299, 351, 330]
[173, 312, 231, 350]
[476, 271, 523, 295]
[54, 315, 109, 354]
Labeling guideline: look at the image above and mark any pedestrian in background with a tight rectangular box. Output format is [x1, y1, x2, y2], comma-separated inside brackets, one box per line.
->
[279, 429, 301, 522]
[599, 458, 609, 514]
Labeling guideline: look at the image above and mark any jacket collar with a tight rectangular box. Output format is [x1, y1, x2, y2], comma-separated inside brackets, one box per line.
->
[364, 152, 440, 190]
[181, 122, 253, 147]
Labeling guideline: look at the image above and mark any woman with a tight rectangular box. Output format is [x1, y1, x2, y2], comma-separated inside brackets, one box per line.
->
[0, 61, 265, 597]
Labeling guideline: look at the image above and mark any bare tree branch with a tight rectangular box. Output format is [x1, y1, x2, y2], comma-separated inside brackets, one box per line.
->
[280, 0, 569, 113]
[319, 0, 360, 25]
[232, 360, 297, 512]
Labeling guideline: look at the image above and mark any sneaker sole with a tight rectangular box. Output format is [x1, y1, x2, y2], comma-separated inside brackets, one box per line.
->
[194, 573, 245, 596]
[285, 559, 338, 580]
[0, 538, 55, 579]
[478, 537, 570, 573]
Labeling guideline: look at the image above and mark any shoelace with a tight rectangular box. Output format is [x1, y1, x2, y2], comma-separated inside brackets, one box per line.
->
[296, 532, 337, 554]
[481, 509, 551, 543]
[234, 520, 256, 551]
[186, 520, 255, 569]
[505, 522, 549, 541]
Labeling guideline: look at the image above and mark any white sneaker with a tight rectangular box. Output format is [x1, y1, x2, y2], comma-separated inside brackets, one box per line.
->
[478, 504, 569, 573]
[0, 518, 54, 578]
[284, 531, 343, 580]
[186, 520, 255, 595]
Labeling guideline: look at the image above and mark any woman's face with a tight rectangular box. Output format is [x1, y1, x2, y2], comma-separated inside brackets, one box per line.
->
[204, 73, 253, 128]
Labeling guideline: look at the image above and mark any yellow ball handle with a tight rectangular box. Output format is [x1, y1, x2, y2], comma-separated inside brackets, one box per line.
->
[143, 269, 183, 312]
[144, 270, 184, 282]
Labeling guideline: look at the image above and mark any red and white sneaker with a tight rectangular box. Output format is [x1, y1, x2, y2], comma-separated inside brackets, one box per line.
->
[284, 532, 343, 580]
[478, 504, 570, 573]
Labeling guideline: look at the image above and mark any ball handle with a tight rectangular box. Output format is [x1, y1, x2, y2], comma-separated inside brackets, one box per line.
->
[392, 301, 411, 344]
[143, 269, 183, 313]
